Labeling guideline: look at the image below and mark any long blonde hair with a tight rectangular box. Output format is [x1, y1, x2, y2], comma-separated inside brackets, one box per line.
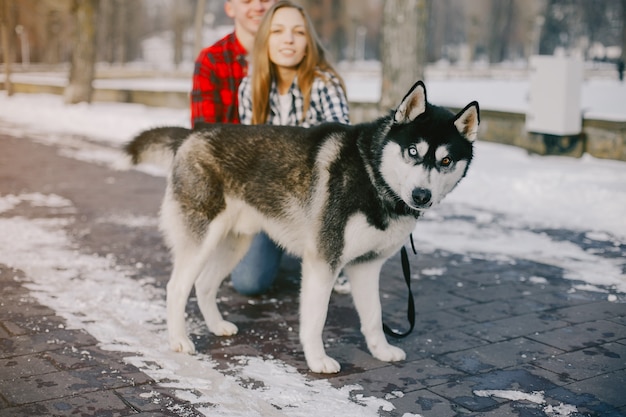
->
[249, 0, 346, 125]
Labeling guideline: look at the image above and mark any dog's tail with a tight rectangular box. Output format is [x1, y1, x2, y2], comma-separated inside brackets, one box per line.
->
[124, 126, 191, 168]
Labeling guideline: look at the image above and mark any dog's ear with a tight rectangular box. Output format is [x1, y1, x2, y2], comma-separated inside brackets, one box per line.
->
[394, 81, 427, 124]
[454, 101, 480, 142]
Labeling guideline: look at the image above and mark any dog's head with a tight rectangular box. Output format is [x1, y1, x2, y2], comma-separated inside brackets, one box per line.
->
[380, 81, 479, 212]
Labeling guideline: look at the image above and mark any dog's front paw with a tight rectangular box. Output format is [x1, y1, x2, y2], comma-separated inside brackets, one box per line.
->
[170, 336, 196, 354]
[370, 344, 406, 362]
[307, 355, 341, 374]
[209, 320, 238, 336]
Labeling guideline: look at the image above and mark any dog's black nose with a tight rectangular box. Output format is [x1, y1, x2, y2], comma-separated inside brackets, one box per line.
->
[412, 188, 432, 207]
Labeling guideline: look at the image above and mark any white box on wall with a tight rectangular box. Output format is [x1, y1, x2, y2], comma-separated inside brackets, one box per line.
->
[526, 55, 583, 136]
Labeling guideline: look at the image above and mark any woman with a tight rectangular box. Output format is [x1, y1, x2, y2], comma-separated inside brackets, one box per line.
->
[232, 0, 349, 296]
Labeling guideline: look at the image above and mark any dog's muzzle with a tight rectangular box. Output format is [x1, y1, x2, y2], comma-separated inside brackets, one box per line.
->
[412, 187, 432, 209]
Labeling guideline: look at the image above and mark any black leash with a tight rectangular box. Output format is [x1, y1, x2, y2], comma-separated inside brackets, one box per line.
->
[383, 235, 416, 339]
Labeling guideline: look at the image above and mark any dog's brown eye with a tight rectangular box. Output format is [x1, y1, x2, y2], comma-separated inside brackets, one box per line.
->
[441, 157, 452, 166]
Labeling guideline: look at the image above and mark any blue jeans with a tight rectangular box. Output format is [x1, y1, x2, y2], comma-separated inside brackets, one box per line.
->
[230, 232, 283, 296]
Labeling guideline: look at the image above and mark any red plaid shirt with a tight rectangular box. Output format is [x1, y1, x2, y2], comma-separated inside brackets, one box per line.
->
[190, 32, 248, 127]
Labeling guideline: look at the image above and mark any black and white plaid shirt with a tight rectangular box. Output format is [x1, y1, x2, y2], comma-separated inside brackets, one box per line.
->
[238, 70, 350, 127]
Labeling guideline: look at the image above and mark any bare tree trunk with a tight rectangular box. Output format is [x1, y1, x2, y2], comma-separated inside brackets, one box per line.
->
[621, 0, 626, 63]
[172, 2, 187, 68]
[114, 0, 127, 64]
[0, 0, 13, 96]
[488, 0, 514, 63]
[194, 0, 206, 58]
[97, 0, 113, 63]
[65, 0, 98, 104]
[380, 0, 428, 112]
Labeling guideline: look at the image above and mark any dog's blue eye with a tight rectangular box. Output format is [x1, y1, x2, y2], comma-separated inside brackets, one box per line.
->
[408, 146, 417, 157]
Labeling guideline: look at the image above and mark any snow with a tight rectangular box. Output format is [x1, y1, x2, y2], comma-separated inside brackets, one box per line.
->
[474, 389, 546, 404]
[474, 390, 579, 417]
[0, 73, 625, 415]
[5, 68, 626, 121]
[426, 78, 626, 121]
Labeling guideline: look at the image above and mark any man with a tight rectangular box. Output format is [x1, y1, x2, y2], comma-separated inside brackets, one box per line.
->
[190, 0, 276, 127]
[190, 0, 278, 296]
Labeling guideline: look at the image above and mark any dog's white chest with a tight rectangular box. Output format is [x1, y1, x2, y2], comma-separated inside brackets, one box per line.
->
[342, 213, 415, 262]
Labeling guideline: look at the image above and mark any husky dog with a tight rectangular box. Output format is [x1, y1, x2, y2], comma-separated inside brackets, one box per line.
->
[125, 81, 479, 373]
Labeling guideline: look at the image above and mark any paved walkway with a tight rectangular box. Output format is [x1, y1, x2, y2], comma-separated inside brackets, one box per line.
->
[0, 133, 625, 416]
[0, 264, 203, 416]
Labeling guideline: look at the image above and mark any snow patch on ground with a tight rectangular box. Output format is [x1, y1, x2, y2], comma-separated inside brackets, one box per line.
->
[0, 194, 394, 416]
[474, 389, 578, 417]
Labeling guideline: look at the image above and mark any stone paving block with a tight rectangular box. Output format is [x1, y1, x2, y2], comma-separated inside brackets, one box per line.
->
[608, 315, 626, 326]
[0, 362, 151, 406]
[115, 383, 193, 413]
[0, 321, 25, 337]
[42, 346, 113, 371]
[0, 354, 58, 380]
[0, 390, 133, 417]
[379, 388, 471, 417]
[428, 380, 505, 412]
[476, 280, 598, 309]
[68, 365, 153, 392]
[588, 409, 626, 417]
[402, 309, 475, 334]
[566, 288, 617, 304]
[532, 342, 626, 381]
[42, 344, 150, 376]
[0, 370, 99, 405]
[452, 269, 513, 286]
[0, 327, 98, 359]
[0, 313, 67, 337]
[473, 398, 623, 417]
[429, 368, 561, 413]
[554, 301, 626, 324]
[399, 328, 488, 358]
[441, 337, 563, 374]
[410, 287, 475, 311]
[0, 270, 28, 299]
[201, 343, 266, 371]
[405, 358, 470, 388]
[475, 368, 561, 391]
[546, 385, 624, 416]
[474, 402, 547, 416]
[453, 298, 552, 324]
[550, 369, 626, 409]
[0, 293, 56, 320]
[330, 362, 427, 397]
[522, 286, 599, 309]
[527, 319, 626, 351]
[517, 363, 577, 386]
[460, 312, 570, 343]
[452, 281, 537, 303]
[330, 358, 467, 398]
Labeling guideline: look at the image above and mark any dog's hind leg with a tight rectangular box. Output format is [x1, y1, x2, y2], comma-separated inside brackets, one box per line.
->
[299, 254, 341, 373]
[163, 201, 232, 354]
[166, 246, 209, 354]
[344, 260, 406, 363]
[194, 232, 253, 336]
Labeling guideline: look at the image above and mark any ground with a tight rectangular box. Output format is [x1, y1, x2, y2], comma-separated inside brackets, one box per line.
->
[0, 130, 625, 416]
